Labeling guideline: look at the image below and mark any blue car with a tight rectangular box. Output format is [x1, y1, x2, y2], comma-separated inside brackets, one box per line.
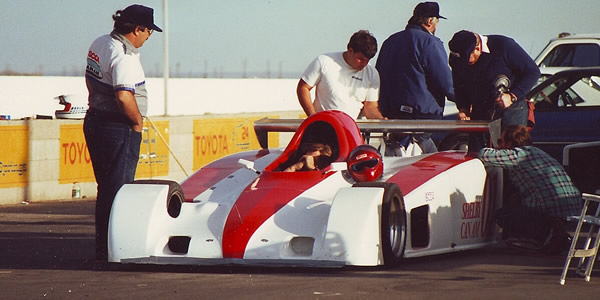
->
[528, 67, 600, 161]
[437, 67, 600, 162]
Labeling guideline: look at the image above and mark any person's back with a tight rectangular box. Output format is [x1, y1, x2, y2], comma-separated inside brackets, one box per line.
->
[479, 145, 581, 218]
[377, 24, 450, 117]
[478, 124, 581, 251]
[375, 2, 453, 156]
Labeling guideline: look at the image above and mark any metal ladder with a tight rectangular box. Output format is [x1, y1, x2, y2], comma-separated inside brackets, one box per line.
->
[560, 193, 600, 285]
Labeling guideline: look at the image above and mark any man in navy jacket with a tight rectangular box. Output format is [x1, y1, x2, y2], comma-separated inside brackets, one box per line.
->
[448, 30, 540, 150]
[376, 2, 455, 154]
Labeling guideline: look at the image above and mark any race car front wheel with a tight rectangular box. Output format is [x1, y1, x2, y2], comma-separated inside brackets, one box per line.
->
[131, 179, 185, 218]
[354, 182, 407, 266]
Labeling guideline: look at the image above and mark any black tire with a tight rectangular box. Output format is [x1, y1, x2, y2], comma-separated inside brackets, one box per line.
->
[438, 133, 469, 152]
[353, 182, 407, 266]
[131, 180, 185, 218]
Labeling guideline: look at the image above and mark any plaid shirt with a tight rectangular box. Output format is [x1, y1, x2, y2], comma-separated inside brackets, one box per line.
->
[478, 146, 581, 217]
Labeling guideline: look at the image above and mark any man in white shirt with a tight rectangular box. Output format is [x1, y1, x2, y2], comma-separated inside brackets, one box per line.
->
[84, 4, 161, 262]
[297, 30, 384, 119]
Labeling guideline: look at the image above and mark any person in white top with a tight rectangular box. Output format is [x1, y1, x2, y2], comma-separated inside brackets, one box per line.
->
[297, 30, 385, 119]
[83, 4, 162, 263]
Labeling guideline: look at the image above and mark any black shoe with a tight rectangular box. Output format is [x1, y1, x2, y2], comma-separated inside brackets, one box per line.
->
[504, 237, 544, 253]
[544, 229, 572, 254]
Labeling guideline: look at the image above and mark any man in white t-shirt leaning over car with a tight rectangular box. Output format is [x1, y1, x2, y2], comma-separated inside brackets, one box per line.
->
[296, 30, 385, 119]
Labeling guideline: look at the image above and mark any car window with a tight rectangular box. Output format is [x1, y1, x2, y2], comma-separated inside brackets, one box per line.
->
[540, 44, 600, 67]
[572, 76, 600, 106]
[558, 87, 581, 107]
[532, 77, 567, 108]
[533, 75, 600, 108]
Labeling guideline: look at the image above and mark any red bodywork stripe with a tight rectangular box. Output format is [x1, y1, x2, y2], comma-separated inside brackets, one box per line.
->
[386, 152, 476, 194]
[180, 150, 270, 202]
[221, 171, 333, 258]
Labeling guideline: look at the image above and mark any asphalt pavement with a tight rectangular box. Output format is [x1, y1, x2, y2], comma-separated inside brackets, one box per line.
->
[0, 199, 599, 299]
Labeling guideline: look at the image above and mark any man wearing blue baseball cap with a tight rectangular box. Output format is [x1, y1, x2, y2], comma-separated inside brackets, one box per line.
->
[83, 4, 162, 262]
[448, 30, 539, 151]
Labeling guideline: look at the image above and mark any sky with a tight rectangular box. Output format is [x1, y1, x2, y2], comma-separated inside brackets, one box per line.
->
[2, 0, 600, 78]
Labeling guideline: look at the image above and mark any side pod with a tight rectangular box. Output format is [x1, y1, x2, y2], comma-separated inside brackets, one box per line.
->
[324, 187, 385, 266]
[108, 184, 172, 262]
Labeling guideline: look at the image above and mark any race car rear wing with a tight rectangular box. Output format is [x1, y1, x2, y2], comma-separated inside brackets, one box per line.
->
[254, 118, 501, 151]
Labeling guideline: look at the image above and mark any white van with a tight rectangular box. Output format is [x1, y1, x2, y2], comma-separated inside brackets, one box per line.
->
[535, 33, 600, 74]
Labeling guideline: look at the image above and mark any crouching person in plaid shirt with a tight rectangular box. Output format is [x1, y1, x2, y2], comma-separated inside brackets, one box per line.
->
[478, 125, 582, 253]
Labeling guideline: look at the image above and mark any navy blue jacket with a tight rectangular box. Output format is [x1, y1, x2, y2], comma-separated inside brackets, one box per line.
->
[450, 35, 540, 120]
[376, 24, 455, 119]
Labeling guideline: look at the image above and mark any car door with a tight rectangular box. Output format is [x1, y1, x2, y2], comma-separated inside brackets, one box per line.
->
[530, 73, 600, 161]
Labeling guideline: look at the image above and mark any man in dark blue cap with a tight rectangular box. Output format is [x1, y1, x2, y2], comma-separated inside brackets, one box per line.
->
[376, 2, 455, 156]
[448, 30, 540, 151]
[83, 4, 162, 262]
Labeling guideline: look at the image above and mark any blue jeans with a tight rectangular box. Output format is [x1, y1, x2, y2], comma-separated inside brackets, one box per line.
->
[83, 111, 141, 261]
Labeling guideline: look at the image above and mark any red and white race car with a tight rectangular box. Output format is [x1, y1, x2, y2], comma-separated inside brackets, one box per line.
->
[108, 111, 503, 267]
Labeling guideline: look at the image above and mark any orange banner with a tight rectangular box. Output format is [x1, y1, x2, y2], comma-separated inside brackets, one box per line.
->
[193, 117, 279, 170]
[0, 125, 28, 188]
[136, 120, 170, 178]
[59, 121, 170, 184]
[59, 124, 94, 184]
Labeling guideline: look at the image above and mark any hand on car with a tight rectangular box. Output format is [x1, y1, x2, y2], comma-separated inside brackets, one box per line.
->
[457, 109, 471, 121]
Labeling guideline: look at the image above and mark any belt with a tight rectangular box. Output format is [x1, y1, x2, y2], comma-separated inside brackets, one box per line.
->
[399, 105, 413, 114]
[86, 109, 131, 125]
[386, 111, 442, 120]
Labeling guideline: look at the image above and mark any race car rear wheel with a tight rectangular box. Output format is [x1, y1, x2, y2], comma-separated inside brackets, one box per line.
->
[131, 179, 184, 218]
[354, 182, 406, 266]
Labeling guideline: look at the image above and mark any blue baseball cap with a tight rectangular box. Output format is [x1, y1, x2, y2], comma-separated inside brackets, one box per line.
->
[413, 2, 446, 19]
[449, 30, 477, 61]
[119, 4, 163, 32]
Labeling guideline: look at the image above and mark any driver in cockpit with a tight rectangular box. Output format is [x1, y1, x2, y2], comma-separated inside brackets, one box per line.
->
[284, 143, 333, 172]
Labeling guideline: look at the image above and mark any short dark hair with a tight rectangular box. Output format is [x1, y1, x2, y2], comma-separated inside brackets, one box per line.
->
[112, 10, 138, 34]
[502, 125, 531, 147]
[347, 30, 378, 59]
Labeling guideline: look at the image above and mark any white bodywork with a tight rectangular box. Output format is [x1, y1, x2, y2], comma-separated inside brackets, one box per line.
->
[108, 151, 501, 266]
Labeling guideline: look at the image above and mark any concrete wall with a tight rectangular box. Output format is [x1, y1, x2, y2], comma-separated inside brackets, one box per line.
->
[0, 111, 302, 206]
[0, 76, 302, 120]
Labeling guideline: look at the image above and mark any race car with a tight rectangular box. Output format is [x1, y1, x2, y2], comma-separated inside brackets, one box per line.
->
[108, 110, 503, 267]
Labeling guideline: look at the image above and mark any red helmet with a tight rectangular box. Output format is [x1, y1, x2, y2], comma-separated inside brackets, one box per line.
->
[347, 145, 383, 182]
